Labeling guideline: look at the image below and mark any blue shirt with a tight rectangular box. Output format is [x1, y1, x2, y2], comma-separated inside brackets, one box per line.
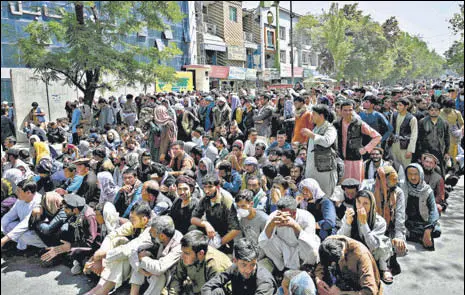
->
[265, 141, 292, 155]
[359, 111, 393, 143]
[71, 108, 81, 133]
[222, 170, 242, 195]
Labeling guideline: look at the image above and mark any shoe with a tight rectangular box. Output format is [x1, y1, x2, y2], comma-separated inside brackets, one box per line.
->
[71, 260, 82, 275]
[389, 255, 402, 276]
[381, 270, 394, 285]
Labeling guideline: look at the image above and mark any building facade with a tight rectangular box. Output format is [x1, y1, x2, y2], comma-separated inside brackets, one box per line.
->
[1, 1, 195, 140]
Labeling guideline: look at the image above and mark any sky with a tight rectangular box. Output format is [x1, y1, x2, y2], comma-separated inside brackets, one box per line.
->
[243, 1, 462, 56]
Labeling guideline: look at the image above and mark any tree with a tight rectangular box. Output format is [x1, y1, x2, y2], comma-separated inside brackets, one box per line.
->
[18, 1, 184, 106]
[445, 41, 464, 76]
[445, 3, 464, 76]
[449, 3, 464, 38]
[382, 16, 401, 45]
[321, 3, 354, 80]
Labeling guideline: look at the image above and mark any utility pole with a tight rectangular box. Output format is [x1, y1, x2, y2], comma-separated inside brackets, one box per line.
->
[290, 1, 294, 86]
[274, 1, 280, 73]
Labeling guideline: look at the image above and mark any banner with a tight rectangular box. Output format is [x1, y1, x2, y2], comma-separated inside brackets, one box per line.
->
[245, 69, 257, 81]
[227, 46, 246, 61]
[228, 67, 246, 80]
[156, 72, 193, 92]
[210, 66, 230, 79]
[263, 68, 280, 81]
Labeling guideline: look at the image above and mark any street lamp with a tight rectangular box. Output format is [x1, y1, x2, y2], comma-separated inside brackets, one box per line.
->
[267, 11, 274, 25]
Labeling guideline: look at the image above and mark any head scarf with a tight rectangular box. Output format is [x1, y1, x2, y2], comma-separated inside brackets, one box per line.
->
[298, 178, 326, 209]
[374, 165, 398, 226]
[299, 178, 326, 200]
[352, 190, 378, 243]
[154, 105, 178, 143]
[15, 162, 33, 178]
[196, 157, 215, 186]
[29, 135, 41, 144]
[232, 139, 244, 151]
[79, 140, 91, 158]
[403, 163, 433, 198]
[231, 95, 241, 113]
[3, 168, 24, 194]
[42, 191, 63, 216]
[98, 171, 119, 204]
[288, 271, 316, 295]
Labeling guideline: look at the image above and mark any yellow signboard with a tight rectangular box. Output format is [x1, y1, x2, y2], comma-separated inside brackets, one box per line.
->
[155, 72, 194, 92]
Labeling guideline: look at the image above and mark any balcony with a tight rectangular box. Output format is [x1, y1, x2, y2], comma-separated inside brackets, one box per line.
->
[204, 23, 217, 35]
[243, 32, 254, 42]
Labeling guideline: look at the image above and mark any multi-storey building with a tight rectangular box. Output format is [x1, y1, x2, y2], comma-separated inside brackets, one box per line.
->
[1, 1, 195, 138]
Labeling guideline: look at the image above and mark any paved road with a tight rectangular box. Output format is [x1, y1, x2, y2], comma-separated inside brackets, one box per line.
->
[2, 178, 464, 295]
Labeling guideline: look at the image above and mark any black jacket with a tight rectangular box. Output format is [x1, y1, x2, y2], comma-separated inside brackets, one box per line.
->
[1, 115, 16, 142]
[201, 264, 277, 295]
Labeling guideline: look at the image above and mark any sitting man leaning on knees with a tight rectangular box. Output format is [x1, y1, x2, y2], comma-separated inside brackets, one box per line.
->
[191, 174, 241, 253]
[128, 215, 183, 295]
[403, 163, 441, 251]
[168, 230, 232, 295]
[39, 193, 99, 270]
[84, 201, 152, 295]
[371, 165, 407, 276]
[201, 238, 277, 295]
[315, 236, 383, 295]
[258, 195, 320, 276]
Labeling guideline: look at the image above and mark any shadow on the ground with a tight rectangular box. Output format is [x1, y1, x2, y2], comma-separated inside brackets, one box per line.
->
[1, 254, 95, 294]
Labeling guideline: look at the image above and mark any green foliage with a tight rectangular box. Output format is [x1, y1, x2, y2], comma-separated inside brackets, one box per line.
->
[445, 41, 464, 76]
[445, 3, 464, 76]
[296, 2, 445, 84]
[17, 1, 185, 105]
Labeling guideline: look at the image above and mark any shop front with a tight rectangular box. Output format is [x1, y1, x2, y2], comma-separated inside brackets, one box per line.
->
[209, 65, 230, 91]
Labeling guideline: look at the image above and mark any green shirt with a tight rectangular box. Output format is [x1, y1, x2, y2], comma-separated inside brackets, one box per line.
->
[168, 246, 232, 295]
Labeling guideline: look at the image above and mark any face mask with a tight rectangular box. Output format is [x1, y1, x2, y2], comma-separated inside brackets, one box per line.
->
[237, 208, 250, 219]
[33, 175, 41, 182]
[434, 90, 442, 97]
[200, 169, 208, 176]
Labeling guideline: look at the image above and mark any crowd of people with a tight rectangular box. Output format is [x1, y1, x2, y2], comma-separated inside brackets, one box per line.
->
[1, 78, 464, 295]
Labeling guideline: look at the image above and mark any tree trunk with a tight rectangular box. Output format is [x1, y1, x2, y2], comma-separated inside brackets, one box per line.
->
[75, 3, 85, 25]
[84, 88, 97, 107]
[83, 68, 100, 107]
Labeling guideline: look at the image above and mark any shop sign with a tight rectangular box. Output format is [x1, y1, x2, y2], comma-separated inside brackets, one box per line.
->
[228, 67, 246, 80]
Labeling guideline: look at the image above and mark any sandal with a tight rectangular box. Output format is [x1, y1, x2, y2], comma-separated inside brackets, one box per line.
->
[382, 270, 394, 285]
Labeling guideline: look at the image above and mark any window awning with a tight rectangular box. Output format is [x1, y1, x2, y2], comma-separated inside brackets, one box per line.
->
[244, 41, 258, 50]
[203, 33, 226, 52]
[164, 29, 173, 40]
[155, 39, 165, 51]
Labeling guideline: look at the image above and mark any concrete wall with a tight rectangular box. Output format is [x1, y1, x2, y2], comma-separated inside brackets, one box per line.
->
[10, 68, 157, 142]
[11, 68, 82, 142]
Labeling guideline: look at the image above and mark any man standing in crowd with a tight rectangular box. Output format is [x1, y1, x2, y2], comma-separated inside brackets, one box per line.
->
[388, 98, 418, 170]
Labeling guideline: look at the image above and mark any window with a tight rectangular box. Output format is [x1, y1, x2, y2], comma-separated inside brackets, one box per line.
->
[302, 52, 309, 64]
[266, 29, 276, 50]
[310, 52, 318, 67]
[280, 50, 286, 63]
[229, 6, 237, 22]
[279, 26, 286, 40]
